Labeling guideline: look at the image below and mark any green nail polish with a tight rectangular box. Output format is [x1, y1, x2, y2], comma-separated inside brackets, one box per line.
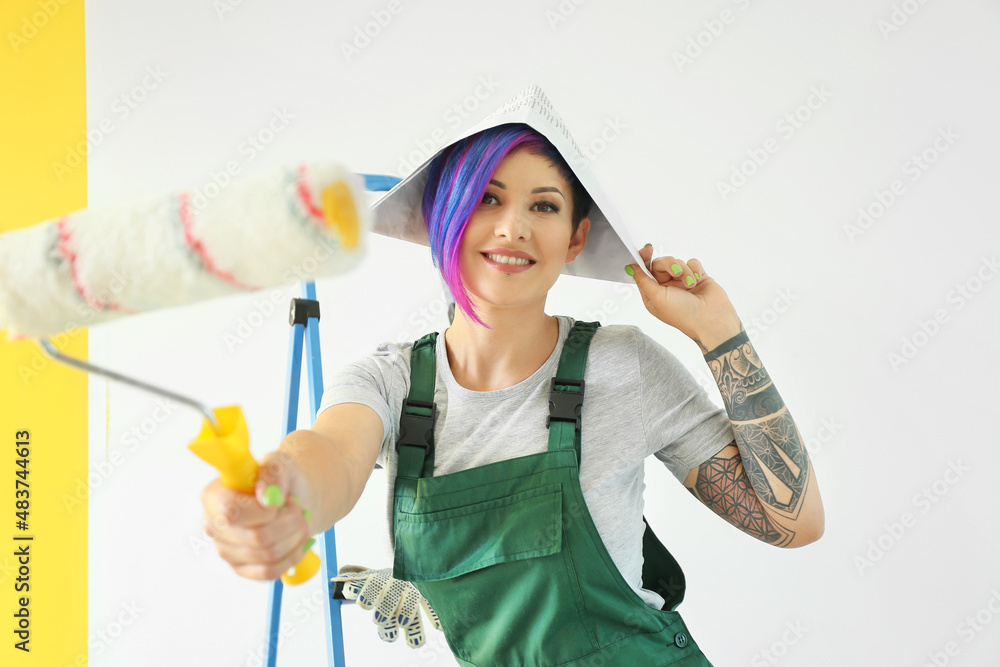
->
[304, 537, 315, 552]
[303, 508, 312, 522]
[671, 264, 682, 275]
[694, 273, 700, 280]
[262, 484, 283, 507]
[685, 275, 695, 286]
[624, 265, 635, 277]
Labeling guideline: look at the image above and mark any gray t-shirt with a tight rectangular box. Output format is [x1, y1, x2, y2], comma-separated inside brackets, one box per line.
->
[317, 315, 734, 609]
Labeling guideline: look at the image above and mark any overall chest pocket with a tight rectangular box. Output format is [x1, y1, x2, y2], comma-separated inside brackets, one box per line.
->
[394, 483, 563, 581]
[393, 481, 600, 666]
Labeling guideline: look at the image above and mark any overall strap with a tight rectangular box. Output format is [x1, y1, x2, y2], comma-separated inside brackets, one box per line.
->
[546, 321, 600, 463]
[396, 332, 438, 479]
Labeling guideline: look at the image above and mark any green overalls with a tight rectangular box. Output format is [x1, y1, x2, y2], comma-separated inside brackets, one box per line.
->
[392, 321, 714, 666]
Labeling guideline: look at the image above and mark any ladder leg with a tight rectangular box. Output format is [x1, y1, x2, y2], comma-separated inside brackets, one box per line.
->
[263, 307, 307, 667]
[299, 282, 346, 667]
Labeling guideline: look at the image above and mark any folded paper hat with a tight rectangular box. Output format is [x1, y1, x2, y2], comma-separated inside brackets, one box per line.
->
[370, 84, 648, 283]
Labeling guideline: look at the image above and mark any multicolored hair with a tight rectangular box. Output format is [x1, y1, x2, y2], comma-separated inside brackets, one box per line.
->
[421, 122, 592, 328]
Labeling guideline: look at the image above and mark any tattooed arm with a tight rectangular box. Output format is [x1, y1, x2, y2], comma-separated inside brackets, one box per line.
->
[682, 325, 825, 548]
[624, 247, 823, 547]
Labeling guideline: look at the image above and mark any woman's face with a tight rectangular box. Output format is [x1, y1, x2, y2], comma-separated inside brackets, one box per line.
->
[458, 147, 590, 315]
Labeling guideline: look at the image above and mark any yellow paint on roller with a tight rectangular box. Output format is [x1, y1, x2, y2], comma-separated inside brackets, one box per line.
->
[0, 0, 88, 663]
[321, 180, 360, 249]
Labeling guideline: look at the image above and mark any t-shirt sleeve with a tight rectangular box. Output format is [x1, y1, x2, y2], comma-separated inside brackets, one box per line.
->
[635, 328, 735, 483]
[316, 342, 411, 468]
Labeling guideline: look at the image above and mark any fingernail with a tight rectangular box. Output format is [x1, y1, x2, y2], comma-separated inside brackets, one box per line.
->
[262, 484, 284, 507]
[643, 243, 652, 248]
[671, 264, 682, 275]
[624, 265, 635, 277]
[303, 537, 315, 552]
[694, 272, 700, 280]
[685, 275, 695, 286]
[303, 508, 312, 522]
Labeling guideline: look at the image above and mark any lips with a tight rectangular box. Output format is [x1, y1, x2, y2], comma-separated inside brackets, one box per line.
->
[481, 250, 535, 273]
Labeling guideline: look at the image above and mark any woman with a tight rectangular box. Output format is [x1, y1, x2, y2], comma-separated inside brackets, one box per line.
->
[201, 123, 825, 665]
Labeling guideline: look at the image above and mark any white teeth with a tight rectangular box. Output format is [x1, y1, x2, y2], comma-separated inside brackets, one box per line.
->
[485, 254, 532, 266]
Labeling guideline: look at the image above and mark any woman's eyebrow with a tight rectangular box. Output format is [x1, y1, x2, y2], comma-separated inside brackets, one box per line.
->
[489, 179, 565, 199]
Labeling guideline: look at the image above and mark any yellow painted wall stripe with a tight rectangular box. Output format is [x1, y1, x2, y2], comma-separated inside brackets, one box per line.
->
[0, 1, 88, 664]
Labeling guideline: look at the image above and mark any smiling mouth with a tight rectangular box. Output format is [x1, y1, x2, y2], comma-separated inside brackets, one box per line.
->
[481, 253, 535, 266]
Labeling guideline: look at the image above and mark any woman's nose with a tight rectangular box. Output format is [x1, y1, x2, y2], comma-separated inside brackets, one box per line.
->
[494, 206, 530, 240]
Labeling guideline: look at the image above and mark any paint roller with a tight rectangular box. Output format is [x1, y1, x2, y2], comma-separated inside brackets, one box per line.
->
[0, 162, 366, 339]
[3, 161, 372, 584]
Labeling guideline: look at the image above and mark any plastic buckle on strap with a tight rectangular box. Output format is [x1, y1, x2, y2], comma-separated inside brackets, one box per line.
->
[546, 377, 585, 431]
[396, 398, 436, 452]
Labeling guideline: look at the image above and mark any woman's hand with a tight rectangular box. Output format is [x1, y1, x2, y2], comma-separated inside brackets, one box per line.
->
[200, 449, 313, 581]
[626, 245, 743, 352]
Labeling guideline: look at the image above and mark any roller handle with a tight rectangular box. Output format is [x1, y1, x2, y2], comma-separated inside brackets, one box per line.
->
[188, 405, 320, 585]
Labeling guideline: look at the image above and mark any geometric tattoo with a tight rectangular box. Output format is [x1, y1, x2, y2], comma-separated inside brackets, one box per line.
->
[692, 444, 796, 546]
[692, 332, 811, 544]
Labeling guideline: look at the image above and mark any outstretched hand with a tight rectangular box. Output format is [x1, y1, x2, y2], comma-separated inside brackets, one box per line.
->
[626, 245, 743, 352]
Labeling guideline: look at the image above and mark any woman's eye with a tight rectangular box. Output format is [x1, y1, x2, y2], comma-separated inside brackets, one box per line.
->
[534, 201, 559, 213]
[481, 192, 499, 205]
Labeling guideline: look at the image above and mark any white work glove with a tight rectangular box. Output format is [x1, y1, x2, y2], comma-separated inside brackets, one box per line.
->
[331, 564, 441, 648]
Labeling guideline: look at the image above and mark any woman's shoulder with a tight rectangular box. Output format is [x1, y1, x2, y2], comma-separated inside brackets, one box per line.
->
[557, 315, 642, 351]
[334, 336, 420, 383]
[557, 316, 685, 374]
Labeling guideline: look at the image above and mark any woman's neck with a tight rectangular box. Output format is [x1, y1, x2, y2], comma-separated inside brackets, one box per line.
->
[443, 307, 559, 392]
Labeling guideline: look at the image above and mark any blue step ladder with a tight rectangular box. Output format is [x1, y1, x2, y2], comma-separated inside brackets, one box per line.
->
[264, 173, 400, 667]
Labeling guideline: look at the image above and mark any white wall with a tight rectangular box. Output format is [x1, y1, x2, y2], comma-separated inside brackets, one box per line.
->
[79, 1, 1000, 665]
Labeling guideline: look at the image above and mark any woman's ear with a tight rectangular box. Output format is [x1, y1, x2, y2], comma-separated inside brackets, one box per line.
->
[565, 217, 591, 263]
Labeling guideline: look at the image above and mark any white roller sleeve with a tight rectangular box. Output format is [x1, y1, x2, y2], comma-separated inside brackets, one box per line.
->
[0, 163, 369, 339]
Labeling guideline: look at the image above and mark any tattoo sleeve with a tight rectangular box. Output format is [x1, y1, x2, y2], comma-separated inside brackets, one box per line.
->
[692, 330, 810, 546]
